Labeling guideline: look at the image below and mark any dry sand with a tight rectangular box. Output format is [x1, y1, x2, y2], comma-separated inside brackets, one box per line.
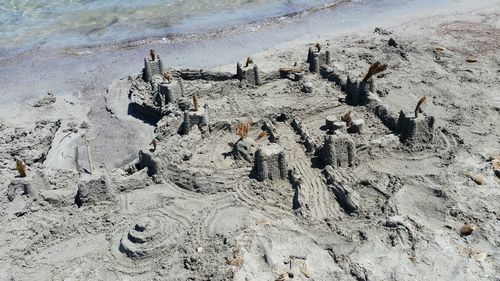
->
[0, 1, 499, 280]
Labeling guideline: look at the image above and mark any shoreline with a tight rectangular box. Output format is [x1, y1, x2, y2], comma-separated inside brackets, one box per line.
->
[0, 0, 493, 102]
[0, 0, 455, 101]
[0, 0, 352, 61]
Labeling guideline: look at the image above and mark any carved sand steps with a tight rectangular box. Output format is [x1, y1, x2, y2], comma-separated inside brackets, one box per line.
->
[276, 123, 342, 219]
[109, 213, 184, 276]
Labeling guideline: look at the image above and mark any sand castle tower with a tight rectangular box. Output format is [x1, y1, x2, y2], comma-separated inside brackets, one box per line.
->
[75, 169, 115, 207]
[154, 80, 185, 109]
[236, 62, 262, 86]
[320, 134, 356, 167]
[143, 56, 165, 82]
[233, 137, 258, 163]
[254, 143, 287, 181]
[345, 76, 361, 105]
[396, 111, 436, 144]
[307, 47, 331, 73]
[179, 104, 209, 135]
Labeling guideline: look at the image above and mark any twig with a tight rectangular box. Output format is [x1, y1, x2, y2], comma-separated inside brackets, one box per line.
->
[75, 146, 81, 175]
[84, 134, 94, 174]
[58, 132, 72, 144]
[193, 95, 200, 111]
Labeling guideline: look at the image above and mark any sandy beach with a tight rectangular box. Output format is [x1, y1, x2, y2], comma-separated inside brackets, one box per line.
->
[0, 0, 499, 280]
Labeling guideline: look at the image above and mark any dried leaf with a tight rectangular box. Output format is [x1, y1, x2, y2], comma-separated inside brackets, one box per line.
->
[149, 49, 156, 61]
[362, 62, 387, 82]
[255, 131, 268, 141]
[342, 110, 353, 127]
[414, 96, 427, 118]
[460, 223, 478, 236]
[315, 43, 321, 52]
[245, 57, 253, 67]
[162, 71, 172, 82]
[235, 123, 250, 139]
[16, 159, 26, 178]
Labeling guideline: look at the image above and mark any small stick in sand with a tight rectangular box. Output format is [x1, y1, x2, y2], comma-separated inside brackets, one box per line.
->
[193, 95, 200, 111]
[342, 110, 353, 127]
[74, 146, 81, 174]
[245, 57, 253, 67]
[16, 158, 27, 178]
[149, 49, 156, 61]
[84, 135, 94, 174]
[315, 43, 321, 52]
[414, 96, 427, 118]
[162, 71, 173, 83]
[362, 62, 387, 82]
[255, 131, 268, 141]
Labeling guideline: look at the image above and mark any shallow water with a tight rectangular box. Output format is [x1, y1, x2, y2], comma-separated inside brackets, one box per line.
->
[0, 0, 337, 56]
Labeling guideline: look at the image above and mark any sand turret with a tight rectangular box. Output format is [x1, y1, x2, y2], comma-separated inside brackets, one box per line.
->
[254, 143, 287, 181]
[236, 62, 262, 86]
[143, 56, 165, 82]
[397, 111, 436, 144]
[307, 46, 331, 73]
[179, 105, 209, 135]
[320, 134, 356, 167]
[155, 80, 185, 109]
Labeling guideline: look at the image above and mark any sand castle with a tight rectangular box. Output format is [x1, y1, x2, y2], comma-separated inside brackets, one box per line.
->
[2, 3, 499, 279]
[118, 46, 449, 231]
[137, 47, 436, 144]
[3, 45, 442, 223]
[6, 29, 492, 280]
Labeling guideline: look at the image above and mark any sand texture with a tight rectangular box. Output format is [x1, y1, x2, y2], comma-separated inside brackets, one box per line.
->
[0, 3, 499, 281]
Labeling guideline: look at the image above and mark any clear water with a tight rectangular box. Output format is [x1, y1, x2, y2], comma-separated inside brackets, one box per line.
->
[0, 0, 337, 56]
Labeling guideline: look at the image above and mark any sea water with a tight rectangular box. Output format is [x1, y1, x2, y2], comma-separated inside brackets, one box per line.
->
[0, 0, 338, 56]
